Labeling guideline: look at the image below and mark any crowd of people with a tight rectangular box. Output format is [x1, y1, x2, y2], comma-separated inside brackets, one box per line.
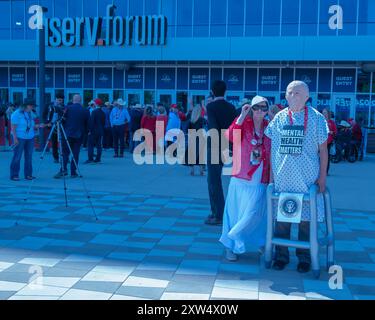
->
[0, 79, 366, 274]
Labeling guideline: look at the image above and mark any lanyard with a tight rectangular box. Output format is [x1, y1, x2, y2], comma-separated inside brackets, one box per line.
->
[252, 120, 264, 146]
[288, 106, 308, 132]
[23, 112, 32, 130]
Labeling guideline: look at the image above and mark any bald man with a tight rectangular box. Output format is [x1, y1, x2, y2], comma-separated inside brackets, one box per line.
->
[54, 94, 89, 179]
[265, 80, 329, 273]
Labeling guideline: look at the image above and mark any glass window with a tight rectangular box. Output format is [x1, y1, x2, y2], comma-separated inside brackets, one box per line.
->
[357, 70, 371, 93]
[338, 0, 357, 35]
[245, 0, 263, 37]
[373, 72, 375, 93]
[54, 0, 68, 18]
[177, 91, 188, 112]
[263, 0, 281, 36]
[83, 0, 97, 17]
[68, 0, 82, 16]
[355, 94, 371, 126]
[245, 0, 262, 36]
[281, 68, 294, 90]
[162, 0, 176, 37]
[193, 0, 209, 37]
[318, 68, 332, 92]
[177, 0, 192, 37]
[114, 90, 124, 101]
[0, 89, 9, 104]
[281, 0, 299, 36]
[83, 90, 94, 107]
[300, 0, 318, 35]
[357, 0, 375, 35]
[319, 0, 338, 36]
[317, 93, 331, 112]
[211, 0, 227, 37]
[144, 91, 155, 104]
[371, 95, 375, 127]
[228, 0, 244, 36]
[11, 0, 25, 40]
[0, 1, 11, 40]
[129, 0, 143, 15]
[145, 0, 159, 15]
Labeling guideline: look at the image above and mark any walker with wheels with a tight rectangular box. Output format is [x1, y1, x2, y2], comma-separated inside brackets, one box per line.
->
[264, 183, 335, 279]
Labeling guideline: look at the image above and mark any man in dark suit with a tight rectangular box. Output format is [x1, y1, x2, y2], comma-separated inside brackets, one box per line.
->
[85, 98, 106, 164]
[54, 94, 89, 178]
[205, 80, 237, 225]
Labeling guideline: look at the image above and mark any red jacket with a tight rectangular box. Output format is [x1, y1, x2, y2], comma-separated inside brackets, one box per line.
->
[226, 116, 271, 184]
[141, 115, 156, 133]
[327, 119, 337, 145]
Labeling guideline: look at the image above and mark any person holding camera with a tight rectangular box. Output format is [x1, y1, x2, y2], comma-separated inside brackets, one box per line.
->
[43, 93, 65, 163]
[10, 99, 40, 181]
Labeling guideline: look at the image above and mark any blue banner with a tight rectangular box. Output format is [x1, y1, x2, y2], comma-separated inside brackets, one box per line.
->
[0, 68, 8, 87]
[144, 68, 155, 89]
[190, 68, 209, 90]
[114, 69, 124, 89]
[66, 68, 82, 88]
[10, 68, 26, 88]
[295, 69, 317, 92]
[27, 68, 36, 88]
[258, 68, 280, 91]
[125, 68, 143, 89]
[157, 68, 176, 90]
[333, 69, 356, 92]
[95, 68, 113, 89]
[84, 68, 94, 88]
[245, 69, 257, 91]
[177, 68, 188, 90]
[55, 68, 64, 88]
[224, 68, 244, 91]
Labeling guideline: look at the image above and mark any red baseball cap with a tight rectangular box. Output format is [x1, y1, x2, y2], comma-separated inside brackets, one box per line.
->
[94, 98, 103, 106]
[170, 104, 178, 109]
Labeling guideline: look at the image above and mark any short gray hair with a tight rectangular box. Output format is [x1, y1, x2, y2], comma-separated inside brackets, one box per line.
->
[287, 80, 310, 95]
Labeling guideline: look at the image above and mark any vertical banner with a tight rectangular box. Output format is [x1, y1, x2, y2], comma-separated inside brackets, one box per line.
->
[224, 68, 244, 91]
[125, 68, 143, 89]
[157, 68, 176, 90]
[258, 68, 280, 91]
[66, 68, 83, 88]
[95, 68, 113, 89]
[189, 68, 209, 91]
[10, 68, 26, 88]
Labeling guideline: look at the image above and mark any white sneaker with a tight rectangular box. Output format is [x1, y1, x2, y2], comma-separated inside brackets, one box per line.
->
[225, 249, 238, 261]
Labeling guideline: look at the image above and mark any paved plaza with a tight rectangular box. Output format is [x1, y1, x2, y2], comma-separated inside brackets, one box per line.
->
[0, 149, 374, 300]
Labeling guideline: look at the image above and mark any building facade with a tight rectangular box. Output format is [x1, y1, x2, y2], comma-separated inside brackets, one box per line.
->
[1, 0, 375, 127]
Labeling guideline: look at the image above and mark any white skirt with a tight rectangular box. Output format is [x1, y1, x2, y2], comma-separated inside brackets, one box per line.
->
[219, 164, 267, 254]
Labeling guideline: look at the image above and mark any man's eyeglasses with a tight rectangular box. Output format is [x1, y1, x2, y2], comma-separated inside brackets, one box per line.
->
[252, 104, 269, 112]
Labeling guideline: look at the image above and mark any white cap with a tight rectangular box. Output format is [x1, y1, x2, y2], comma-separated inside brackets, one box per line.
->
[251, 95, 269, 107]
[116, 98, 126, 106]
[339, 120, 351, 128]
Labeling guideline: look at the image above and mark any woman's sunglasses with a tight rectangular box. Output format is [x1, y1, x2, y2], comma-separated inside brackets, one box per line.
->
[252, 104, 269, 112]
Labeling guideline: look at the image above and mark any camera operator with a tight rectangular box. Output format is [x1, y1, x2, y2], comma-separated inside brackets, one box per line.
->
[43, 93, 65, 163]
[54, 94, 89, 179]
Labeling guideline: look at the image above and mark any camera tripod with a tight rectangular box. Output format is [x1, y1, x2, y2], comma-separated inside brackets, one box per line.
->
[16, 119, 98, 225]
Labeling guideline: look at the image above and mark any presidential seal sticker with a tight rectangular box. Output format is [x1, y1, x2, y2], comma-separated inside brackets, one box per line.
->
[277, 193, 304, 223]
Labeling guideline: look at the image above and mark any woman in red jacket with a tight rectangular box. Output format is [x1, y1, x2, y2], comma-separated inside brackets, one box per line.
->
[220, 96, 271, 262]
[322, 108, 337, 174]
[141, 105, 157, 154]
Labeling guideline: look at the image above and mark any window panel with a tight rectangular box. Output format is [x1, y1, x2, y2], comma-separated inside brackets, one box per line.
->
[11, 0, 25, 40]
[83, 0, 97, 17]
[162, 0, 176, 37]
[319, 0, 338, 36]
[211, 0, 227, 36]
[0, 1, 11, 40]
[145, 0, 159, 15]
[228, 0, 244, 36]
[177, 0, 192, 37]
[68, 0, 82, 16]
[245, 0, 262, 36]
[263, 0, 281, 36]
[338, 0, 357, 35]
[129, 0, 144, 15]
[98, 0, 113, 15]
[54, 0, 67, 18]
[300, 0, 318, 35]
[281, 0, 299, 36]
